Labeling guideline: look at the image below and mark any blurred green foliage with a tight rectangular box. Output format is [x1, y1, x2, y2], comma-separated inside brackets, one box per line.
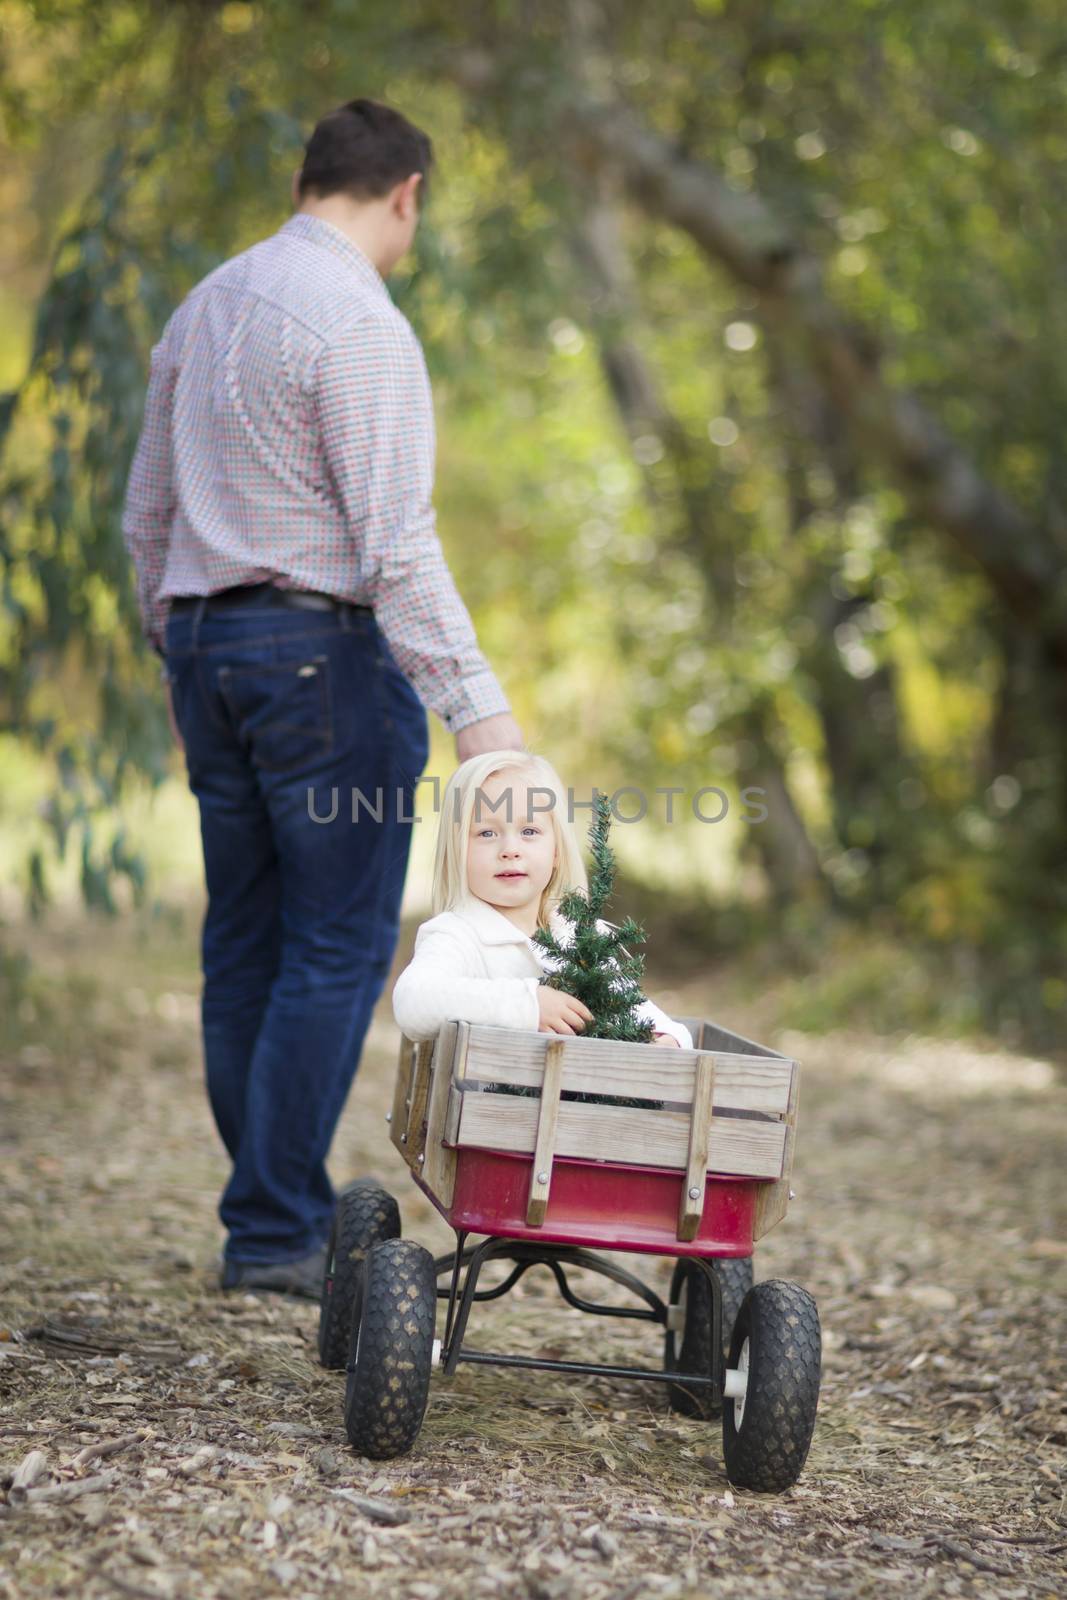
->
[1, 0, 1065, 1051]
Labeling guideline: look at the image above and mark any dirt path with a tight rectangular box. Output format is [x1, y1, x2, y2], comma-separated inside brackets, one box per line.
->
[1, 910, 1065, 1598]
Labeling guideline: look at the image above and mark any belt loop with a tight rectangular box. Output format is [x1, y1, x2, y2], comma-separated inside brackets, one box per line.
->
[192, 596, 207, 650]
[339, 601, 351, 634]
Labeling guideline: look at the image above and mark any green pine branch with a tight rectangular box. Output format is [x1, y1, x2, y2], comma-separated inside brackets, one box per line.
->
[533, 792, 656, 1045]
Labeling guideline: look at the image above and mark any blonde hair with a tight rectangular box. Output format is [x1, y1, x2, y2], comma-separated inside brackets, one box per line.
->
[431, 750, 589, 929]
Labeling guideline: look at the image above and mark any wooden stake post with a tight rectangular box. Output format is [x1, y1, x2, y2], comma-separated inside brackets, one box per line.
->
[677, 1051, 716, 1241]
[525, 1039, 565, 1226]
[752, 1053, 800, 1240]
[390, 1022, 467, 1207]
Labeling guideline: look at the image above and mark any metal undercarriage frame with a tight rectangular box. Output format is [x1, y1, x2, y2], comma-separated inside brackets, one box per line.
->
[432, 1230, 724, 1405]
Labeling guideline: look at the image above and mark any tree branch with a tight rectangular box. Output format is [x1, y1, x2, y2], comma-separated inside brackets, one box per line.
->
[445, 44, 1066, 640]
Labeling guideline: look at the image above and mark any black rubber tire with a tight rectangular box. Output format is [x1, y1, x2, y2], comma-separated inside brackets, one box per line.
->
[665, 1256, 754, 1418]
[318, 1180, 400, 1370]
[344, 1238, 437, 1460]
[721, 1279, 821, 1492]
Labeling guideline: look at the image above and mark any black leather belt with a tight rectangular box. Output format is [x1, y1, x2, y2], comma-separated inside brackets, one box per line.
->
[169, 583, 372, 617]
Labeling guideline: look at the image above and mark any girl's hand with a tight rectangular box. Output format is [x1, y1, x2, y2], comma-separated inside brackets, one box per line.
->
[537, 986, 594, 1035]
[652, 1032, 681, 1047]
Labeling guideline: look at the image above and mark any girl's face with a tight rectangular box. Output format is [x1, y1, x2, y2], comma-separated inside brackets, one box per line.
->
[466, 769, 558, 928]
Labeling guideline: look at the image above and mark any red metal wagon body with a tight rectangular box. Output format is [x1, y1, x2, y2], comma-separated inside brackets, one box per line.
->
[414, 1150, 758, 1258]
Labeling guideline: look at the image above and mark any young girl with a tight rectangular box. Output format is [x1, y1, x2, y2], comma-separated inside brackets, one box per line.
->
[392, 750, 693, 1049]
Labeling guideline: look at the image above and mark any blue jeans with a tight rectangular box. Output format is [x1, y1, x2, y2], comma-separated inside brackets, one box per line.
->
[165, 596, 429, 1264]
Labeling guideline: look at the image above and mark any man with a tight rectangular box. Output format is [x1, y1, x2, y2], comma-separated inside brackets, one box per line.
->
[122, 98, 524, 1297]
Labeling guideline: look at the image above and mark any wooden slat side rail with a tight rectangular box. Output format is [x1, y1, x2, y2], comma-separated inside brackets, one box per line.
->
[699, 1020, 784, 1059]
[460, 1030, 793, 1117]
[422, 1021, 465, 1207]
[677, 1052, 716, 1240]
[525, 1039, 564, 1226]
[389, 1038, 416, 1163]
[456, 1093, 786, 1180]
[753, 1063, 801, 1240]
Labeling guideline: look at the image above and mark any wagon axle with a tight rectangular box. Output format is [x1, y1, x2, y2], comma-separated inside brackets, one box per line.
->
[432, 1234, 729, 1402]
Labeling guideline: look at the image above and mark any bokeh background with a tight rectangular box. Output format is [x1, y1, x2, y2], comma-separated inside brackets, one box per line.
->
[3, 12, 1067, 1597]
[2, 0, 1066, 1054]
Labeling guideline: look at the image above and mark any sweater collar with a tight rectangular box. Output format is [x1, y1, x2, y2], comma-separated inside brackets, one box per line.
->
[451, 899, 571, 948]
[279, 213, 391, 305]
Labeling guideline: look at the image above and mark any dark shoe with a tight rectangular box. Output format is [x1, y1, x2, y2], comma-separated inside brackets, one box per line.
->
[219, 1242, 329, 1300]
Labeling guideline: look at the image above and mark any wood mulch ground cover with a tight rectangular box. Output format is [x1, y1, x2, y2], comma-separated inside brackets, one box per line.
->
[1, 910, 1064, 1598]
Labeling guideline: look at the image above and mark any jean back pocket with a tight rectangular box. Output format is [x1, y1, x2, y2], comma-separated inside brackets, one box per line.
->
[217, 653, 333, 774]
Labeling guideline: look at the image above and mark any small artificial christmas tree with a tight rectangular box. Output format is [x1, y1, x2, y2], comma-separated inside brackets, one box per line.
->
[530, 792, 663, 1107]
[532, 791, 657, 1044]
[484, 793, 664, 1108]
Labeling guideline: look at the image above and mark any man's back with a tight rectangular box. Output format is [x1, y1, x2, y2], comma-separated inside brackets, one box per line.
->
[156, 214, 426, 610]
[124, 210, 508, 735]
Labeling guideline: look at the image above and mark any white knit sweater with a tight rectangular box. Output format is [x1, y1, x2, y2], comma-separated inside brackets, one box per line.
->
[391, 897, 693, 1048]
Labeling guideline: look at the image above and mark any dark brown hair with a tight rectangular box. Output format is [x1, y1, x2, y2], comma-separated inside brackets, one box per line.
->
[297, 98, 434, 208]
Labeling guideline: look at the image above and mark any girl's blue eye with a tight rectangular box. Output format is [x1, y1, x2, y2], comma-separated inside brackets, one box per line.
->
[475, 826, 540, 837]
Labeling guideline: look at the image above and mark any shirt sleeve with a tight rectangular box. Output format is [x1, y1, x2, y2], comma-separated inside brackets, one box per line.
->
[315, 312, 512, 734]
[392, 926, 541, 1042]
[634, 999, 693, 1048]
[121, 327, 178, 654]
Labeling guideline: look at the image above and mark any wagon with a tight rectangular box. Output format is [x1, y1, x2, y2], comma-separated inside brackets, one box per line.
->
[318, 1017, 821, 1493]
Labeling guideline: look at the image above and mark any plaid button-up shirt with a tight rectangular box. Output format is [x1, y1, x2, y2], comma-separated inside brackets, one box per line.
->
[121, 211, 510, 734]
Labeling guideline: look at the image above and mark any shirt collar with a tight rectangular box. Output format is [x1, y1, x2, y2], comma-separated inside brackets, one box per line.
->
[451, 899, 571, 948]
[279, 213, 391, 305]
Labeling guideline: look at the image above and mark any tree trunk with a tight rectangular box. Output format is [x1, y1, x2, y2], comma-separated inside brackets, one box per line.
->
[563, 161, 829, 907]
[766, 333, 912, 894]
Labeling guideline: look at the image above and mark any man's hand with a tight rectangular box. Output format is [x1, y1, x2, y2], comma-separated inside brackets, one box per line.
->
[652, 1032, 682, 1047]
[165, 680, 185, 755]
[455, 712, 525, 762]
[537, 986, 594, 1036]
